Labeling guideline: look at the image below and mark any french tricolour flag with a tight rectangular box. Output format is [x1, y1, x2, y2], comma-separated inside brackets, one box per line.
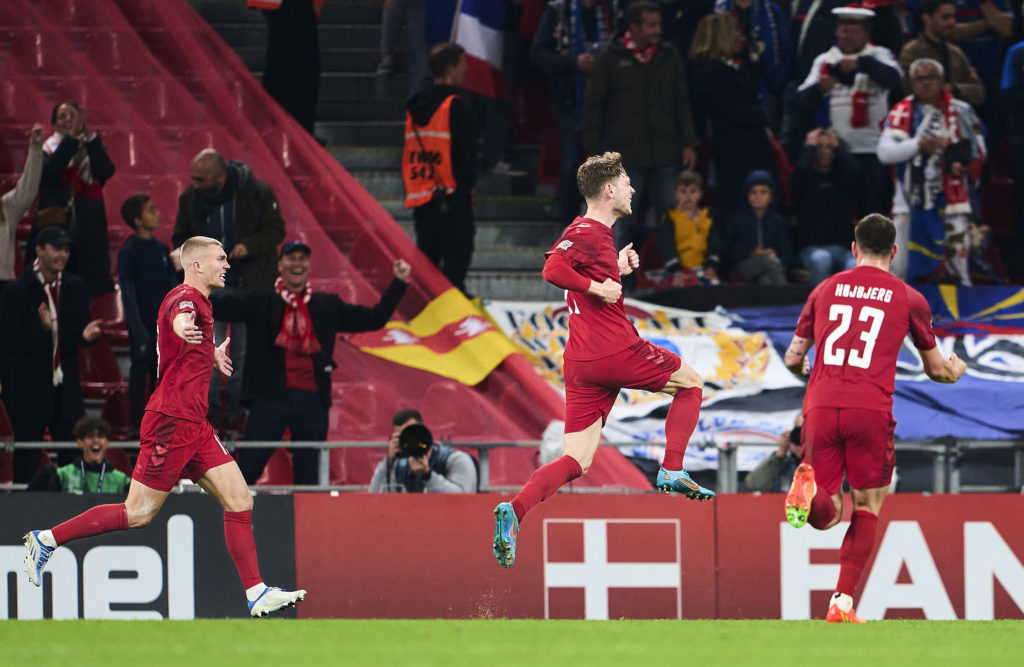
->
[451, 0, 505, 98]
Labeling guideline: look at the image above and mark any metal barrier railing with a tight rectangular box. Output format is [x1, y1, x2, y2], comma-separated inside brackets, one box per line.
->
[3, 438, 1022, 493]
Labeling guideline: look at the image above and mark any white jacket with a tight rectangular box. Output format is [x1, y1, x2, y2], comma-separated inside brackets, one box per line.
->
[0, 140, 43, 281]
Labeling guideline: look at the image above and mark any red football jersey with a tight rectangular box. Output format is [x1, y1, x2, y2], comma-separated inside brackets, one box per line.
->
[796, 266, 936, 413]
[146, 284, 215, 422]
[545, 216, 639, 360]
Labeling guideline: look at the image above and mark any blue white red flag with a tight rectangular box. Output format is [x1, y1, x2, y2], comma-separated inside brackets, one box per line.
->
[451, 0, 506, 98]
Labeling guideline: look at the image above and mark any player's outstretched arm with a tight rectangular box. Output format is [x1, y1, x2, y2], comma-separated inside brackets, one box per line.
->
[172, 311, 203, 344]
[784, 335, 813, 375]
[920, 347, 967, 384]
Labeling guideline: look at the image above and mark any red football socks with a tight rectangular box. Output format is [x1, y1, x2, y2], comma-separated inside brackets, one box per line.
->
[808, 487, 838, 530]
[511, 455, 583, 522]
[223, 510, 263, 589]
[836, 509, 879, 597]
[662, 386, 701, 471]
[51, 503, 128, 545]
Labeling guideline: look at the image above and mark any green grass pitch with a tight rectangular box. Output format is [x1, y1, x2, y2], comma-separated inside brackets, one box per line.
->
[2, 619, 1020, 666]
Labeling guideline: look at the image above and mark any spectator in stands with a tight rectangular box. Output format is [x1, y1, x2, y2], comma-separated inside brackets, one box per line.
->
[377, 0, 430, 97]
[210, 240, 410, 486]
[795, 6, 901, 218]
[899, 0, 986, 109]
[654, 170, 720, 285]
[1001, 29, 1024, 280]
[689, 11, 776, 211]
[174, 149, 286, 433]
[29, 101, 115, 298]
[1, 123, 44, 298]
[250, 0, 322, 135]
[0, 226, 101, 484]
[369, 409, 478, 493]
[118, 195, 177, 435]
[716, 169, 792, 285]
[531, 0, 620, 223]
[791, 128, 859, 285]
[26, 416, 131, 493]
[402, 43, 478, 297]
[581, 0, 698, 251]
[745, 413, 802, 493]
[877, 58, 986, 284]
[791, 0, 850, 81]
[713, 0, 792, 98]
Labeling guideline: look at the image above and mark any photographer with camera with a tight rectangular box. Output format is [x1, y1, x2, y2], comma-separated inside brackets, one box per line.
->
[369, 409, 478, 493]
[745, 414, 803, 493]
[877, 57, 985, 285]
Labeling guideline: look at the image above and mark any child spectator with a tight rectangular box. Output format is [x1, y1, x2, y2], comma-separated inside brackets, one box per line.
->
[118, 195, 176, 433]
[655, 170, 720, 285]
[791, 128, 859, 285]
[27, 416, 132, 493]
[717, 170, 792, 285]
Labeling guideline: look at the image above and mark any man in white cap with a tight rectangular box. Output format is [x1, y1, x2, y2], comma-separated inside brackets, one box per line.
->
[796, 4, 902, 218]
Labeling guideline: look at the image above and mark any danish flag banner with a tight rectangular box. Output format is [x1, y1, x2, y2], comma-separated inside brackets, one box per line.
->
[451, 0, 506, 98]
[346, 288, 517, 386]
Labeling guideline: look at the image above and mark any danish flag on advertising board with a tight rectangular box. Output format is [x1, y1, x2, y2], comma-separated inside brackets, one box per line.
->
[543, 519, 683, 620]
[451, 0, 506, 98]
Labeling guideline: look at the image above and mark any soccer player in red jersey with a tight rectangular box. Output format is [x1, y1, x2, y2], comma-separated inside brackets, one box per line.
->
[782, 214, 966, 623]
[492, 152, 713, 569]
[23, 236, 306, 617]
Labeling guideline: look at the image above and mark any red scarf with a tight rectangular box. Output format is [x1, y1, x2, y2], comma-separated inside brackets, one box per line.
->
[622, 31, 657, 65]
[274, 277, 320, 355]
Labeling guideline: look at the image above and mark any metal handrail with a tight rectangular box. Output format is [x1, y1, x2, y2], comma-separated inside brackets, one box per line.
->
[3, 438, 1022, 494]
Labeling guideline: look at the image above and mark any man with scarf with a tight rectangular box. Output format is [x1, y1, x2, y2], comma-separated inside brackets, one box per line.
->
[210, 240, 410, 485]
[174, 149, 286, 433]
[29, 101, 116, 297]
[796, 5, 901, 218]
[0, 226, 102, 483]
[877, 58, 985, 284]
[581, 0, 698, 251]
[532, 0, 621, 223]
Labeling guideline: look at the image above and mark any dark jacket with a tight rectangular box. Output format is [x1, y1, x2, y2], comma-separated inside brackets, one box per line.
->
[210, 279, 407, 408]
[407, 84, 479, 190]
[716, 172, 793, 273]
[692, 59, 775, 205]
[173, 160, 285, 291]
[790, 144, 860, 249]
[0, 269, 92, 424]
[581, 37, 697, 168]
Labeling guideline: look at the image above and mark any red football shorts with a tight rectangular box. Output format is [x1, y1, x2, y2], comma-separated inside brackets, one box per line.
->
[133, 411, 234, 492]
[563, 339, 681, 433]
[802, 407, 896, 495]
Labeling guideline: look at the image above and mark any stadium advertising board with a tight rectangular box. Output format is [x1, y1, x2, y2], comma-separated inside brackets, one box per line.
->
[1, 494, 296, 619]
[295, 493, 1024, 620]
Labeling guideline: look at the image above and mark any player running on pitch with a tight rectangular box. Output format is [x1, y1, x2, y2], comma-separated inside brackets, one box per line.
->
[23, 236, 306, 617]
[782, 214, 965, 622]
[493, 152, 713, 569]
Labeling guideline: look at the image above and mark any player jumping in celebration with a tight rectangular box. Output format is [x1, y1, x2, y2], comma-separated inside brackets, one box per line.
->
[23, 236, 306, 617]
[782, 214, 965, 623]
[492, 152, 713, 569]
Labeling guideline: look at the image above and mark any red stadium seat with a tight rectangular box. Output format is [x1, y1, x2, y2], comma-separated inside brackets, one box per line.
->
[7, 32, 82, 78]
[0, 3, 40, 28]
[255, 448, 294, 486]
[91, 286, 130, 347]
[103, 446, 134, 476]
[87, 30, 157, 77]
[0, 79, 50, 125]
[132, 79, 205, 127]
[52, 79, 125, 127]
[329, 381, 400, 442]
[79, 337, 128, 399]
[100, 388, 133, 440]
[39, 0, 119, 28]
[0, 398, 12, 441]
[100, 127, 166, 175]
[261, 127, 315, 179]
[330, 447, 387, 486]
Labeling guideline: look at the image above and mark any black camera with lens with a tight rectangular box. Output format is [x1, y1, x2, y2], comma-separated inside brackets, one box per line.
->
[395, 423, 434, 459]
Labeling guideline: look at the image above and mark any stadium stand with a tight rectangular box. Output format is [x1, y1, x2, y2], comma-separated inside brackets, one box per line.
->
[0, 0, 649, 489]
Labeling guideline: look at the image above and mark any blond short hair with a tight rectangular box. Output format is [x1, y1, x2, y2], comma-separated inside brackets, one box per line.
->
[577, 152, 625, 201]
[689, 13, 738, 63]
[180, 236, 222, 270]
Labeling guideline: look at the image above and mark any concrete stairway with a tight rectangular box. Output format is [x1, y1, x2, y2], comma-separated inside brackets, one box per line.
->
[190, 0, 564, 300]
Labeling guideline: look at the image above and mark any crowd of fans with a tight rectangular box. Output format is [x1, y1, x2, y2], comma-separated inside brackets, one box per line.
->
[514, 0, 1023, 287]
